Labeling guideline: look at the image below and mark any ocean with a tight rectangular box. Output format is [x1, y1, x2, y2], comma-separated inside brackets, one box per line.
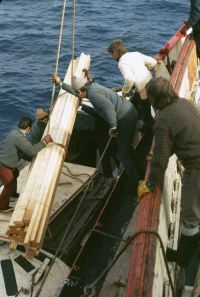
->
[0, 0, 189, 140]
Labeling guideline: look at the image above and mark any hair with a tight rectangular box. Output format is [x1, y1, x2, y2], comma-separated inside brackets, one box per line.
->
[18, 117, 33, 129]
[146, 77, 179, 110]
[107, 39, 127, 60]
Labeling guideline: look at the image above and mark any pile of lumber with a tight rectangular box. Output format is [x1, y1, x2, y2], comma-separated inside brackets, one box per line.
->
[7, 53, 91, 258]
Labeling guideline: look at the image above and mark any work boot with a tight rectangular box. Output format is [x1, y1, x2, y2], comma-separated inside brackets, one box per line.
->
[166, 233, 200, 268]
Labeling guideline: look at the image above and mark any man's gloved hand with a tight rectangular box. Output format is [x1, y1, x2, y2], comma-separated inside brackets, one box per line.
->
[43, 135, 53, 144]
[122, 91, 132, 98]
[137, 180, 155, 200]
[52, 75, 62, 86]
[109, 127, 118, 138]
[146, 152, 153, 161]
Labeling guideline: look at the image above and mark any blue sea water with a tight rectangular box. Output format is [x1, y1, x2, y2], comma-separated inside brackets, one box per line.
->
[0, 0, 189, 140]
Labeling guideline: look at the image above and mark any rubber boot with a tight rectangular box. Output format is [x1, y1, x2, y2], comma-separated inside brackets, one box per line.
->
[139, 99, 155, 131]
[166, 233, 200, 268]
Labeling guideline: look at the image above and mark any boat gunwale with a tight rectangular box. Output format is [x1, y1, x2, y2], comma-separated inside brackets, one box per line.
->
[125, 29, 198, 297]
[155, 21, 187, 61]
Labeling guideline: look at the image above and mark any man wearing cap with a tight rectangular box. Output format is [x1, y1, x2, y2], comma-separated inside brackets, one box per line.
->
[0, 116, 52, 210]
[53, 72, 139, 193]
[28, 108, 49, 144]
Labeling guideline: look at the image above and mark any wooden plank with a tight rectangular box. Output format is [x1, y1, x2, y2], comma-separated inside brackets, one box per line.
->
[0, 162, 95, 242]
[30, 147, 63, 242]
[34, 150, 64, 249]
[24, 146, 64, 247]
[7, 53, 91, 256]
[22, 147, 53, 225]
[9, 149, 46, 227]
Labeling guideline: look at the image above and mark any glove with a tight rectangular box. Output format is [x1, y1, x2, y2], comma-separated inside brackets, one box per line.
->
[137, 180, 155, 200]
[43, 134, 53, 144]
[122, 91, 132, 98]
[109, 127, 118, 138]
[146, 152, 153, 161]
[52, 75, 62, 86]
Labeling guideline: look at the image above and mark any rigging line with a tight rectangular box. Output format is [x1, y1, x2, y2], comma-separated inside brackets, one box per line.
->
[71, 0, 76, 77]
[58, 136, 112, 259]
[47, 0, 68, 133]
[34, 136, 113, 297]
[63, 164, 91, 178]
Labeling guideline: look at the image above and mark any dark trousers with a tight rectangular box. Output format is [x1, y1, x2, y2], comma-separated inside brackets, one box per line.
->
[82, 104, 118, 176]
[95, 117, 118, 176]
[0, 165, 18, 209]
[117, 106, 139, 191]
[130, 91, 154, 131]
[193, 30, 200, 58]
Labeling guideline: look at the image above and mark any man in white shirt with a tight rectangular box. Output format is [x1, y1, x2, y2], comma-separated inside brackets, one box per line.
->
[107, 39, 157, 131]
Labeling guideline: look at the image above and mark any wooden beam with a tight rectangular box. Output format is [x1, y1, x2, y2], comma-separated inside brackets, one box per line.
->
[7, 53, 91, 257]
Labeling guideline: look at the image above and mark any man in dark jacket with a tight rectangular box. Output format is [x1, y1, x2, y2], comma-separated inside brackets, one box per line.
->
[53, 73, 139, 193]
[182, 0, 200, 57]
[27, 108, 49, 144]
[138, 77, 200, 268]
[0, 117, 52, 210]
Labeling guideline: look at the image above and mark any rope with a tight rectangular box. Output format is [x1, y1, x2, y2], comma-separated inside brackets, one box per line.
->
[91, 228, 127, 242]
[47, 0, 69, 133]
[58, 136, 112, 259]
[71, 0, 76, 77]
[83, 229, 176, 297]
[34, 136, 113, 297]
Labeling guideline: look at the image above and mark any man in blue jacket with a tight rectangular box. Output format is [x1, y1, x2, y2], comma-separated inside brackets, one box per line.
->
[182, 0, 200, 57]
[53, 73, 139, 194]
[0, 117, 52, 210]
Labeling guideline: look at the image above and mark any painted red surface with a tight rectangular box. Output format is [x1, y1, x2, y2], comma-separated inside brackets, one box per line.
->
[170, 38, 191, 89]
[155, 21, 187, 61]
[173, 39, 195, 94]
[125, 189, 161, 297]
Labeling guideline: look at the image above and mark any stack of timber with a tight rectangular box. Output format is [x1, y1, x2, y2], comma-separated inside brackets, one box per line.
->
[0, 162, 95, 240]
[7, 53, 91, 258]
